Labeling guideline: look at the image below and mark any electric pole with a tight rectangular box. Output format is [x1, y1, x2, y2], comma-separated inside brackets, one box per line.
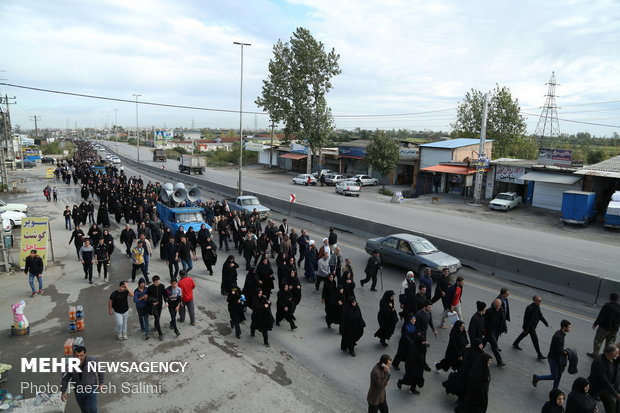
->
[534, 71, 560, 149]
[474, 93, 488, 204]
[1, 95, 16, 191]
[30, 115, 41, 139]
[269, 120, 276, 168]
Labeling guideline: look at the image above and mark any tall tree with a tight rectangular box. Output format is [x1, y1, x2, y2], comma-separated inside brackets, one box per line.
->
[366, 130, 400, 189]
[452, 85, 528, 158]
[256, 27, 341, 173]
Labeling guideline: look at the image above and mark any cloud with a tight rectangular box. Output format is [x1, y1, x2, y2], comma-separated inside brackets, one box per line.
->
[1, 0, 619, 136]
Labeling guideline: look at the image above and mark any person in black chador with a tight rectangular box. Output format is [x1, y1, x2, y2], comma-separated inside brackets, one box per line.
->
[374, 290, 399, 348]
[340, 296, 366, 357]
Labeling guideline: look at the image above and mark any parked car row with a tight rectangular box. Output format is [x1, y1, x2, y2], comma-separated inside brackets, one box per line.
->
[295, 172, 378, 187]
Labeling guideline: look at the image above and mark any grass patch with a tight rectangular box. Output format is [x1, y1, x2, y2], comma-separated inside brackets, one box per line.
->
[379, 188, 394, 196]
[40, 140, 75, 157]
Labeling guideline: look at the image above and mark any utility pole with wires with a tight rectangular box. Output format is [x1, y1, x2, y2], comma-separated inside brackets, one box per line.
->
[534, 71, 560, 148]
[1, 95, 16, 191]
[30, 115, 41, 139]
[269, 120, 276, 168]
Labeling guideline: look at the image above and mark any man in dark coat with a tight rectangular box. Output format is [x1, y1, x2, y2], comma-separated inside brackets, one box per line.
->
[484, 298, 507, 367]
[468, 301, 486, 344]
[588, 293, 620, 359]
[360, 250, 382, 291]
[366, 354, 391, 413]
[588, 345, 620, 413]
[120, 224, 136, 257]
[512, 295, 549, 359]
[533, 319, 572, 390]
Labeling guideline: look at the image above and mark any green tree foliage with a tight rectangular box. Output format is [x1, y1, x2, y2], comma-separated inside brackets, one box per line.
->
[452, 85, 529, 158]
[256, 27, 341, 173]
[366, 130, 400, 189]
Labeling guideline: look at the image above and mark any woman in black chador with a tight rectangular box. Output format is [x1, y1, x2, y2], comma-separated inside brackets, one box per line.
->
[221, 255, 239, 296]
[436, 319, 469, 372]
[256, 256, 275, 299]
[275, 283, 297, 330]
[227, 287, 245, 339]
[250, 289, 274, 347]
[455, 353, 492, 413]
[340, 297, 365, 357]
[397, 333, 428, 395]
[200, 236, 217, 276]
[374, 290, 399, 347]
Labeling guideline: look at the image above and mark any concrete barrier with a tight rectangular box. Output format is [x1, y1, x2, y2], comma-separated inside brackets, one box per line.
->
[596, 278, 620, 306]
[112, 149, 603, 304]
[494, 253, 600, 303]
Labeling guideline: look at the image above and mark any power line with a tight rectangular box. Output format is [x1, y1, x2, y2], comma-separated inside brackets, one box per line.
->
[521, 112, 620, 128]
[0, 82, 266, 116]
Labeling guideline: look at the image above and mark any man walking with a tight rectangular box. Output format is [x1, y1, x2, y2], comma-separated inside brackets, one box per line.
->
[178, 270, 196, 326]
[108, 281, 134, 341]
[512, 295, 549, 359]
[441, 276, 464, 326]
[468, 301, 487, 343]
[79, 239, 95, 284]
[138, 233, 153, 276]
[366, 354, 392, 413]
[130, 240, 149, 283]
[533, 319, 572, 390]
[484, 298, 507, 367]
[146, 276, 166, 341]
[177, 236, 193, 274]
[588, 344, 620, 413]
[94, 238, 109, 281]
[24, 249, 44, 296]
[587, 293, 620, 359]
[164, 237, 179, 281]
[133, 278, 150, 339]
[165, 279, 183, 337]
[60, 346, 104, 413]
[316, 254, 330, 291]
[120, 224, 136, 257]
[361, 250, 382, 291]
[63, 206, 72, 230]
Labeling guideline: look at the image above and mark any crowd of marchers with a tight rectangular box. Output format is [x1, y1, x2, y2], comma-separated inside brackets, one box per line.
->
[27, 140, 620, 413]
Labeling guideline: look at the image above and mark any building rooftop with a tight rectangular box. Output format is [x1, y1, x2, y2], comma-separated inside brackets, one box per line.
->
[419, 138, 493, 149]
[574, 155, 620, 178]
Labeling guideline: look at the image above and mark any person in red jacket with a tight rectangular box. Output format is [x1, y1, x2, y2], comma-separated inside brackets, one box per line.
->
[441, 276, 464, 327]
[178, 270, 196, 326]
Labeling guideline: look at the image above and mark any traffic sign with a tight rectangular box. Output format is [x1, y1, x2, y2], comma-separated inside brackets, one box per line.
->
[289, 194, 296, 203]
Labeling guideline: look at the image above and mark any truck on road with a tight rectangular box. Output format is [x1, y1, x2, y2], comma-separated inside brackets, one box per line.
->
[179, 155, 206, 175]
[156, 202, 210, 233]
[153, 149, 167, 162]
[225, 195, 271, 220]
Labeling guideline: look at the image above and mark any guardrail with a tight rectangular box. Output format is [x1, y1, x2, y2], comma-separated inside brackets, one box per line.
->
[112, 147, 615, 305]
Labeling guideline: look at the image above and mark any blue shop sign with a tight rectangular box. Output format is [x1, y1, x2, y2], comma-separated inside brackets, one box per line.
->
[339, 146, 366, 158]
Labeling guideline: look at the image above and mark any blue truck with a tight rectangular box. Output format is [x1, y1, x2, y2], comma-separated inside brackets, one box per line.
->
[156, 202, 210, 233]
[560, 190, 597, 226]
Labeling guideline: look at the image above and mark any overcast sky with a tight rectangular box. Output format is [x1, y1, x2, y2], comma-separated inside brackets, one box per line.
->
[1, 0, 619, 136]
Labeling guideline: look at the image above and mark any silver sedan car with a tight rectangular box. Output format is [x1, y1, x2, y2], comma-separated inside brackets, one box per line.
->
[335, 180, 361, 196]
[365, 233, 461, 277]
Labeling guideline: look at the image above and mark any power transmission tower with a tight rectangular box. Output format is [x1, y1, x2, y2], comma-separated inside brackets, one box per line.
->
[534, 71, 560, 148]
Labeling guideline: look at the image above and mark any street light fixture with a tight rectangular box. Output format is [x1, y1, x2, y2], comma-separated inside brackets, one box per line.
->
[113, 109, 119, 154]
[233, 41, 251, 196]
[133, 94, 141, 165]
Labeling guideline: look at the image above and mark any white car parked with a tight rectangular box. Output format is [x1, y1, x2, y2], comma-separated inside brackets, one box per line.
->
[335, 180, 361, 196]
[352, 174, 378, 186]
[292, 174, 317, 186]
[0, 210, 27, 228]
[489, 192, 522, 211]
[0, 199, 28, 213]
[324, 174, 346, 186]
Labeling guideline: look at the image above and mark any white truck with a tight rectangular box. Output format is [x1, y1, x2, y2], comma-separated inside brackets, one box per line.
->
[489, 192, 522, 211]
[178, 155, 206, 175]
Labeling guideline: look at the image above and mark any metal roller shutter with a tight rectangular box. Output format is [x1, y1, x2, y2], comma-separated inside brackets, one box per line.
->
[532, 182, 581, 210]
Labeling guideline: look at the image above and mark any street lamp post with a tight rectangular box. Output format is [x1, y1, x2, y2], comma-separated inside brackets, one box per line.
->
[133, 94, 141, 165]
[113, 109, 119, 154]
[233, 41, 251, 196]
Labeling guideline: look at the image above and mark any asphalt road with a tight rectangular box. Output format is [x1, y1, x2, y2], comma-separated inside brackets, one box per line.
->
[110, 141, 619, 279]
[0, 154, 609, 412]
